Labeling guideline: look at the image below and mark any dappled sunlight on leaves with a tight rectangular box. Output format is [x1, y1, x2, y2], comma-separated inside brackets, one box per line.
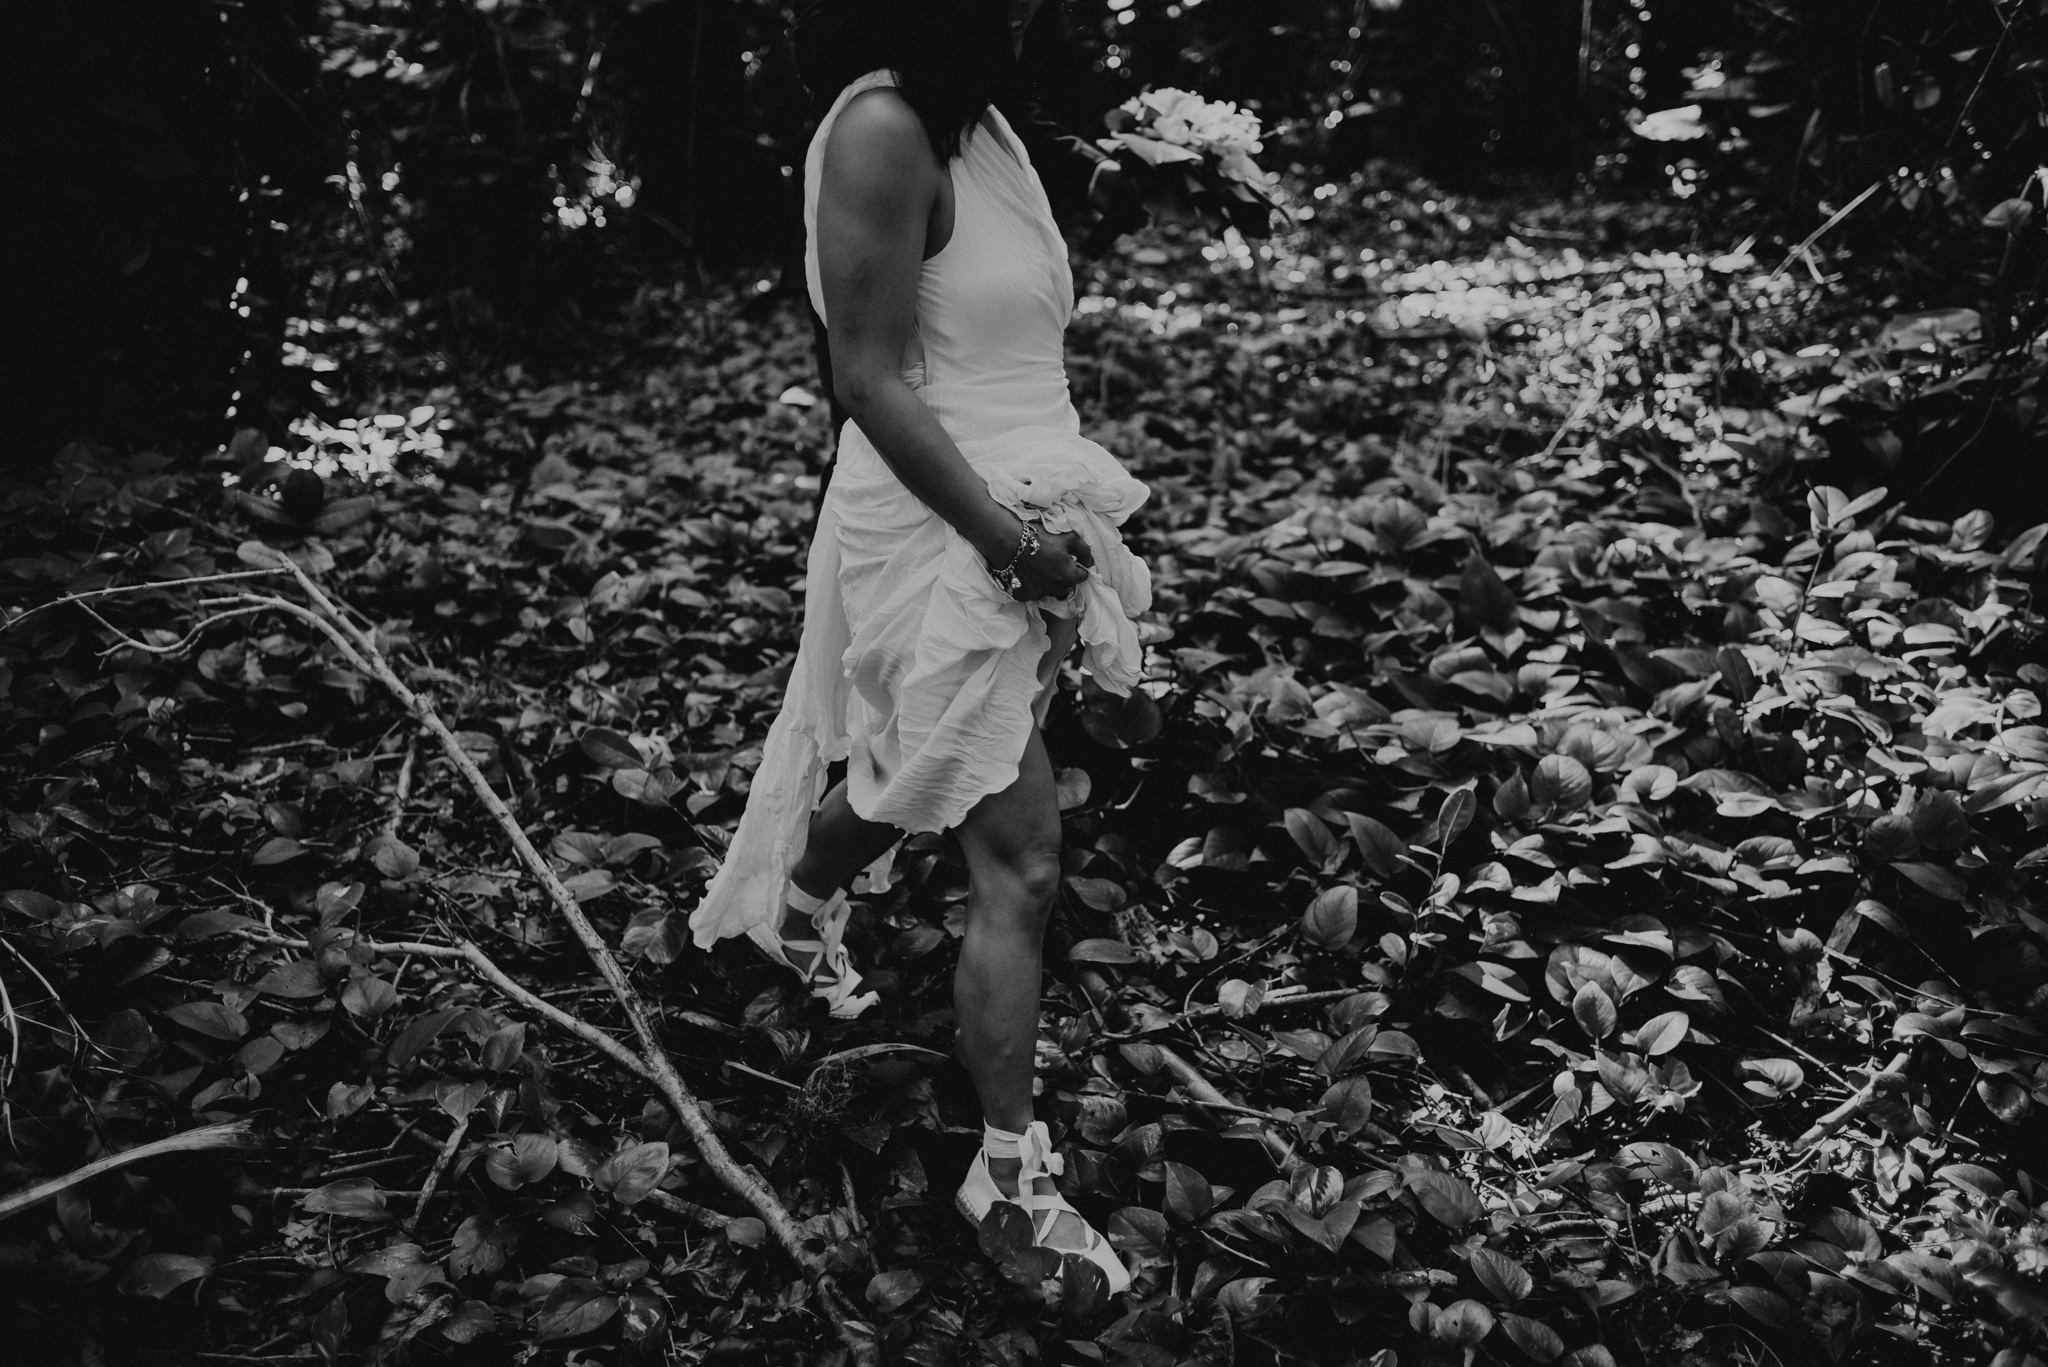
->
[6, 184, 2048, 1367]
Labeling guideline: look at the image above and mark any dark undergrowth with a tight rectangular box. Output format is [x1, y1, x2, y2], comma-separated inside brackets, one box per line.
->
[4, 182, 2048, 1367]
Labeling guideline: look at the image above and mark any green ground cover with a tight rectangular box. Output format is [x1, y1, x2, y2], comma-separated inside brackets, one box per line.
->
[3, 184, 2047, 1367]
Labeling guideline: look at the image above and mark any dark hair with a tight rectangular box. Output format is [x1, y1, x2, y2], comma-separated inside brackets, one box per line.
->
[792, 0, 1036, 160]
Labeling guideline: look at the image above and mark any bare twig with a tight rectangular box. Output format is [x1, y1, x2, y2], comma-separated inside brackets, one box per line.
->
[77, 601, 276, 659]
[1077, 970, 1299, 1167]
[1769, 180, 1884, 282]
[408, 1113, 471, 1234]
[227, 556, 874, 1363]
[807, 1042, 949, 1071]
[1345, 1269, 1459, 1290]
[384, 735, 420, 838]
[238, 929, 655, 1089]
[0, 1121, 259, 1222]
[1792, 1049, 1913, 1151]
[0, 567, 288, 636]
[727, 1061, 804, 1093]
[1534, 353, 1610, 464]
[0, 956, 17, 1142]
[1107, 985, 1359, 1043]
[644, 1187, 738, 1232]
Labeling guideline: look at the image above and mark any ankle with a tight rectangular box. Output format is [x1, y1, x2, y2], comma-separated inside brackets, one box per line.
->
[786, 871, 835, 907]
[781, 879, 837, 935]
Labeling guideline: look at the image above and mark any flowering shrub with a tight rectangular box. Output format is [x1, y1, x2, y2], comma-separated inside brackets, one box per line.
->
[1099, 87, 1281, 238]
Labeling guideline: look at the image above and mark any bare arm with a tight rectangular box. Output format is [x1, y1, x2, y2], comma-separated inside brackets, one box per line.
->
[817, 92, 1089, 597]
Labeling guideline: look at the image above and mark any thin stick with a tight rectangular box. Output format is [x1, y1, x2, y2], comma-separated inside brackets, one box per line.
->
[1534, 354, 1609, 463]
[644, 1187, 738, 1232]
[0, 567, 288, 635]
[1078, 970, 1298, 1165]
[229, 559, 871, 1362]
[1792, 1049, 1912, 1151]
[0, 958, 17, 1142]
[384, 735, 420, 837]
[728, 1061, 804, 1093]
[408, 1113, 471, 1234]
[1769, 181, 1884, 282]
[78, 602, 277, 658]
[0, 1121, 258, 1222]
[807, 1042, 949, 1070]
[238, 929, 655, 1089]
[1107, 985, 1359, 1042]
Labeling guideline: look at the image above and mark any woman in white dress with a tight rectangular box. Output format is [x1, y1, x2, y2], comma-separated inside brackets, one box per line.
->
[689, 0, 1147, 1293]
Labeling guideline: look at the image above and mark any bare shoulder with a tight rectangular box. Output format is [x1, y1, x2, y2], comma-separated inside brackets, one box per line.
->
[825, 86, 940, 182]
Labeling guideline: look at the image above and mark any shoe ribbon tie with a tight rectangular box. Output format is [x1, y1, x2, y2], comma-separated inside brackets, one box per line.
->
[811, 891, 852, 956]
[1018, 1120, 1065, 1184]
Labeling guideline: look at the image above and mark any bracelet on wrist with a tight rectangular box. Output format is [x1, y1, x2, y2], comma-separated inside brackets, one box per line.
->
[987, 520, 1040, 599]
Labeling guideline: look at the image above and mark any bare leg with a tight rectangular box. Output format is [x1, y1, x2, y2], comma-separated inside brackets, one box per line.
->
[776, 779, 902, 968]
[953, 727, 1083, 1243]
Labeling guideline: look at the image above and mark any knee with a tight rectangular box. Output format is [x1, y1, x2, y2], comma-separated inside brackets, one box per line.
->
[990, 846, 1063, 918]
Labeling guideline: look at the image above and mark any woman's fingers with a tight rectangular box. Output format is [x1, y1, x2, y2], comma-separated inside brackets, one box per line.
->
[1049, 529, 1093, 567]
[1010, 529, 1093, 599]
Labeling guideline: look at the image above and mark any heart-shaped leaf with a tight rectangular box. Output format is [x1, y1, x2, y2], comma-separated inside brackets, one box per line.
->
[592, 1141, 669, 1206]
[865, 1268, 924, 1312]
[579, 727, 643, 769]
[1301, 886, 1358, 947]
[1433, 1298, 1495, 1346]
[1572, 981, 1618, 1041]
[1631, 1009, 1690, 1056]
[1163, 1161, 1216, 1223]
[1320, 1076, 1376, 1137]
[1499, 1311, 1565, 1362]
[1069, 938, 1140, 965]
[1470, 1246, 1533, 1302]
[1406, 1170, 1482, 1227]
[1531, 754, 1594, 811]
[301, 1178, 391, 1221]
[536, 1277, 618, 1341]
[122, 1252, 213, 1298]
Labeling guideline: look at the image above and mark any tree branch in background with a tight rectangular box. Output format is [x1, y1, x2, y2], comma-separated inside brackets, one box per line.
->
[227, 551, 878, 1365]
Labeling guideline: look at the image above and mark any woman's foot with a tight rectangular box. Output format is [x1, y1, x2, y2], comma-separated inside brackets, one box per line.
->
[955, 1121, 1132, 1294]
[747, 881, 878, 1019]
[984, 1154, 1089, 1247]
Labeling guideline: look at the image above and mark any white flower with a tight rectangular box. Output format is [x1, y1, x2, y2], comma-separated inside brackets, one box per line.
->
[1135, 87, 1201, 123]
[1113, 86, 1273, 188]
[1215, 147, 1273, 186]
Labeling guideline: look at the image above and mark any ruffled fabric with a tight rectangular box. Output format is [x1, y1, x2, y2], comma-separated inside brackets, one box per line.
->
[837, 424, 1150, 835]
[686, 70, 1149, 952]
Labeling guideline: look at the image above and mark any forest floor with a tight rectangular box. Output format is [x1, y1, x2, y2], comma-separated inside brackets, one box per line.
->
[4, 178, 2048, 1367]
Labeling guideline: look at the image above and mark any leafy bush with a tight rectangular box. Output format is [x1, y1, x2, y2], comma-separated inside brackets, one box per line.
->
[7, 194, 2048, 1366]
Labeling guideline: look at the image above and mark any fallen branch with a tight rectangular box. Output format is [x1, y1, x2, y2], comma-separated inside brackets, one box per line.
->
[1078, 970, 1299, 1169]
[645, 1187, 742, 1232]
[408, 1114, 471, 1235]
[383, 733, 420, 838]
[232, 554, 876, 1364]
[1792, 1049, 1913, 1152]
[239, 930, 657, 1089]
[0, 1121, 258, 1222]
[0, 567, 288, 636]
[1105, 985, 1360, 1042]
[1347, 1269, 1459, 1290]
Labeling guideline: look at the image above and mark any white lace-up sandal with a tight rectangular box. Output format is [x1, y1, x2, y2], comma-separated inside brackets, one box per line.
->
[955, 1119, 1133, 1295]
[745, 882, 879, 1020]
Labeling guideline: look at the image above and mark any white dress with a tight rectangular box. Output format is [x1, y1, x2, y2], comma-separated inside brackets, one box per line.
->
[688, 69, 1152, 949]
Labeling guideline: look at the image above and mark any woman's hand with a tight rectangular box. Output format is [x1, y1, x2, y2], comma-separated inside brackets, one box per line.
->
[1003, 523, 1093, 602]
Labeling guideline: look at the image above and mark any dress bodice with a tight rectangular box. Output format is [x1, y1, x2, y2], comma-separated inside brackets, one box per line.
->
[803, 69, 1078, 442]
